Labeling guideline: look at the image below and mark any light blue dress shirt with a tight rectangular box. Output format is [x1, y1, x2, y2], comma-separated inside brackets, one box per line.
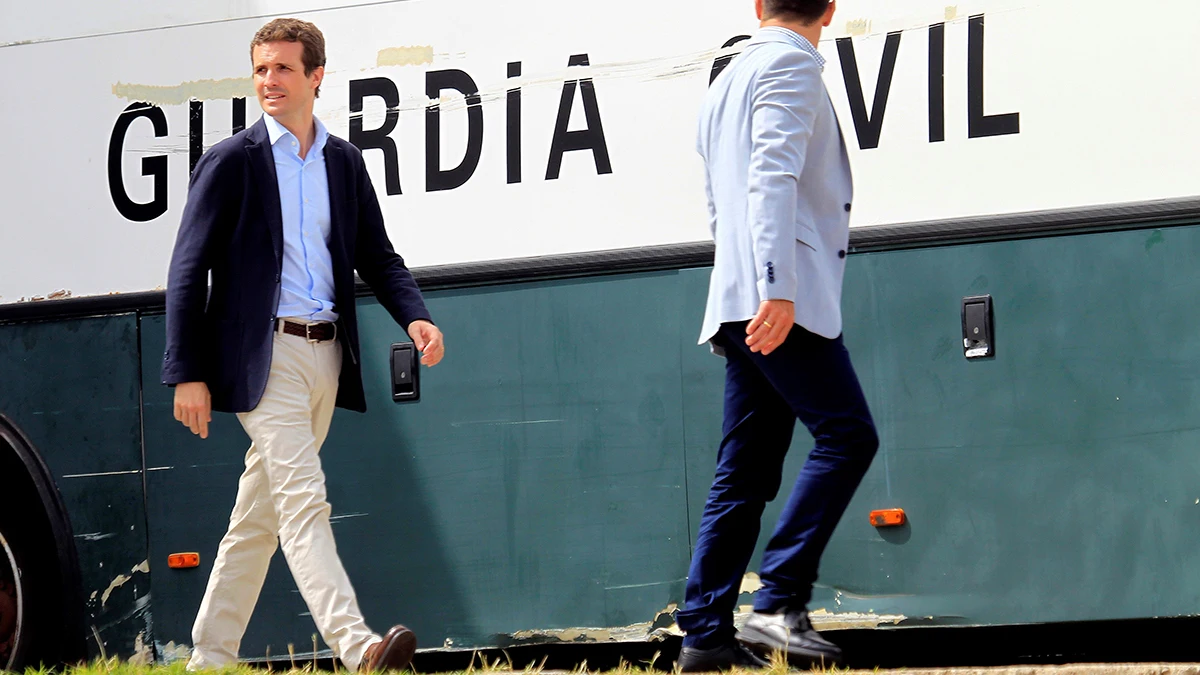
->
[263, 113, 338, 323]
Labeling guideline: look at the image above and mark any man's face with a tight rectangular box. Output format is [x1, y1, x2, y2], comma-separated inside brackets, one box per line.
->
[252, 40, 323, 120]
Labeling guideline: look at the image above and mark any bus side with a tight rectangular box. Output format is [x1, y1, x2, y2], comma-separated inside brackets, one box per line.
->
[142, 215, 1200, 658]
[5, 211, 1200, 664]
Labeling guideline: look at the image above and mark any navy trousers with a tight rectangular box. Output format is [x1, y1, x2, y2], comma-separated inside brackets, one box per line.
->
[676, 322, 879, 648]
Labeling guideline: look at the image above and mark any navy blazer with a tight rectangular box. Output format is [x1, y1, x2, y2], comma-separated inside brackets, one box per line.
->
[162, 118, 432, 413]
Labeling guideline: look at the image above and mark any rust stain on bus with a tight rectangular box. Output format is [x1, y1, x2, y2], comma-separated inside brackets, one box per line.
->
[112, 77, 255, 105]
[99, 559, 150, 606]
[376, 45, 435, 67]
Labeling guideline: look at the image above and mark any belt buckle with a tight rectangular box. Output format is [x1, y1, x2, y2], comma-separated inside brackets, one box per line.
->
[305, 322, 336, 343]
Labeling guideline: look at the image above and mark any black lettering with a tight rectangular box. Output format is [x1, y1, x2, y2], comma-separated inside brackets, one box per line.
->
[232, 97, 247, 134]
[425, 69, 484, 192]
[507, 61, 522, 185]
[546, 54, 612, 180]
[929, 23, 945, 143]
[191, 99, 247, 175]
[349, 77, 403, 195]
[710, 35, 751, 85]
[189, 100, 204, 176]
[836, 32, 902, 150]
[968, 14, 1019, 138]
[108, 102, 168, 222]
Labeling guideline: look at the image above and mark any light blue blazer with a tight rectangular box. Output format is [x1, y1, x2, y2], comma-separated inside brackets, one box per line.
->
[698, 26, 854, 346]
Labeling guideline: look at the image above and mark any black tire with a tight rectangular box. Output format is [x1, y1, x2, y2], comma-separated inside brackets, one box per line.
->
[0, 473, 68, 670]
[0, 521, 29, 670]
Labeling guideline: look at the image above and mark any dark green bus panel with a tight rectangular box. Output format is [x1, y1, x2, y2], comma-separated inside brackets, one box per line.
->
[819, 222, 1200, 625]
[4, 202, 1200, 666]
[140, 271, 697, 656]
[0, 315, 149, 665]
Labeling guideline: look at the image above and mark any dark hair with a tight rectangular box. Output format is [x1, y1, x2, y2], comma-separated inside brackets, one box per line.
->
[250, 18, 327, 97]
[763, 0, 831, 23]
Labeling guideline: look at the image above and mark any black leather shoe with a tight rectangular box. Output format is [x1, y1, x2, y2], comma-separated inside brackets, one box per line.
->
[738, 610, 842, 666]
[678, 641, 770, 672]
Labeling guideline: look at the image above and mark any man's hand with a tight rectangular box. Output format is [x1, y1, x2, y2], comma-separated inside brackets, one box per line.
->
[746, 299, 795, 356]
[174, 381, 212, 439]
[407, 320, 445, 366]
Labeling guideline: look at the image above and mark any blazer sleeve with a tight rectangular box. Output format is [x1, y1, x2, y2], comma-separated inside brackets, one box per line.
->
[352, 152, 433, 330]
[746, 49, 823, 302]
[162, 149, 230, 385]
[696, 124, 718, 239]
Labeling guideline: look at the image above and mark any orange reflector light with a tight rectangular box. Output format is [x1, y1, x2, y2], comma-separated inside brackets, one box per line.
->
[168, 553, 200, 569]
[870, 509, 906, 527]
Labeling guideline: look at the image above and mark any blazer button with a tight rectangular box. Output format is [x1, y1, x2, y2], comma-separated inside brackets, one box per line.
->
[844, 203, 852, 212]
[838, 250, 847, 259]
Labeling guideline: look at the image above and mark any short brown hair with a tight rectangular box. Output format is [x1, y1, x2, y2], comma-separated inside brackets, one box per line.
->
[764, 0, 831, 23]
[250, 18, 327, 97]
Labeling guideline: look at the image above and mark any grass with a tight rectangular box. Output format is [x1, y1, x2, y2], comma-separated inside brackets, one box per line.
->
[5, 649, 856, 675]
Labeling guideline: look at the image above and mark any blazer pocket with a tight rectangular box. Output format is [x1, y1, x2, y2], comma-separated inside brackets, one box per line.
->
[795, 225, 819, 252]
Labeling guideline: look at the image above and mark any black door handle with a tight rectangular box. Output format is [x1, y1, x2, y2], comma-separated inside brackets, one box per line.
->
[390, 342, 421, 403]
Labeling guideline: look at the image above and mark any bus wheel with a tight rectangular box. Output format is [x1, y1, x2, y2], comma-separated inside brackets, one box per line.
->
[0, 526, 26, 671]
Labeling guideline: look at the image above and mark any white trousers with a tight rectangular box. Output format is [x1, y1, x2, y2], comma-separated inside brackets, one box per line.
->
[187, 328, 381, 671]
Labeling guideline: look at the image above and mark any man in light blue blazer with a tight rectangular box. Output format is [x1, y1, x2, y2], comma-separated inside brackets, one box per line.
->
[676, 0, 879, 670]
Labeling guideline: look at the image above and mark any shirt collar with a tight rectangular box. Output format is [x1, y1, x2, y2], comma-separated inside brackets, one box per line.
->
[753, 26, 826, 70]
[262, 113, 329, 154]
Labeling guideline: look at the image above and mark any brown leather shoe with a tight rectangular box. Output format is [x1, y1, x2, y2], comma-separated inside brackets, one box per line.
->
[360, 625, 417, 672]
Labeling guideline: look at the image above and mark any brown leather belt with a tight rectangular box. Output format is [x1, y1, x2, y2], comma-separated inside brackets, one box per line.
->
[276, 319, 337, 342]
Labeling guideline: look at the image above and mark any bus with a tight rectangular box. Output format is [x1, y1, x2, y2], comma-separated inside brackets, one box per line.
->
[3, 0, 1200, 668]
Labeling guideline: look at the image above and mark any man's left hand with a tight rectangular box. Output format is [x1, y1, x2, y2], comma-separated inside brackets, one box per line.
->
[407, 320, 445, 366]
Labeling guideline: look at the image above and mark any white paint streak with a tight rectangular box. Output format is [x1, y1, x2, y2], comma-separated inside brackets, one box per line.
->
[808, 608, 908, 630]
[329, 512, 369, 522]
[62, 467, 169, 479]
[821, 0, 1028, 40]
[111, 77, 254, 105]
[155, 641, 193, 665]
[100, 574, 131, 606]
[63, 469, 140, 479]
[352, 46, 739, 121]
[739, 572, 763, 594]
[76, 532, 117, 542]
[500, 600, 899, 646]
[450, 418, 564, 428]
[130, 632, 154, 666]
[99, 559, 150, 606]
[604, 578, 685, 591]
[376, 45, 434, 67]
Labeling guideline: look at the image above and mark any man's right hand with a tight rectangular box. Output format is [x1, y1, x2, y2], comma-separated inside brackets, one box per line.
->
[174, 381, 212, 439]
[746, 299, 795, 356]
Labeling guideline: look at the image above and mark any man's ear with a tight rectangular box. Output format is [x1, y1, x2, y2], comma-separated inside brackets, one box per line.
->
[823, 0, 836, 27]
[310, 65, 325, 92]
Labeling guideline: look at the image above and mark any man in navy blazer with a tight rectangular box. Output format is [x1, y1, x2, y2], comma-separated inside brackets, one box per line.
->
[162, 18, 442, 673]
[675, 0, 879, 670]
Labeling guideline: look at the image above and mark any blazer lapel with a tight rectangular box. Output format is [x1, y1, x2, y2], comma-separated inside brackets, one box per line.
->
[323, 141, 353, 263]
[244, 120, 284, 270]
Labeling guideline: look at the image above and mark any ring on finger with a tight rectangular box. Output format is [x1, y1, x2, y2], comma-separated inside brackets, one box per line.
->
[763, 320, 773, 328]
